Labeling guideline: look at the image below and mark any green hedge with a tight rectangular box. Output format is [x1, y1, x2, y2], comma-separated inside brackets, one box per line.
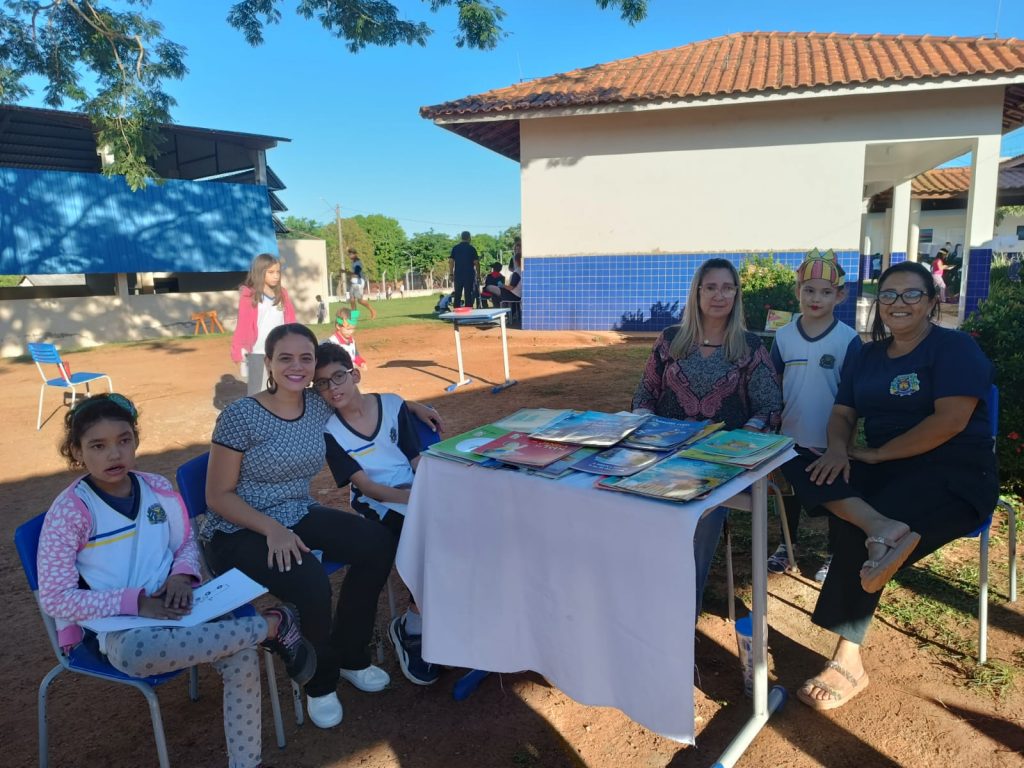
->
[739, 254, 799, 332]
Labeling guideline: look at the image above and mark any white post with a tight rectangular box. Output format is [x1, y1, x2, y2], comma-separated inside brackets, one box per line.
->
[890, 180, 912, 264]
[959, 134, 1001, 322]
[908, 199, 922, 262]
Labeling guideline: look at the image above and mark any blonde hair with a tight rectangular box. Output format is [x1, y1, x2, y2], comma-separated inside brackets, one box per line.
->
[243, 253, 284, 308]
[668, 258, 748, 362]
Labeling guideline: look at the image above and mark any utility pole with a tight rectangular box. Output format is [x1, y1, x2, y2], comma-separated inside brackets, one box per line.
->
[334, 204, 346, 297]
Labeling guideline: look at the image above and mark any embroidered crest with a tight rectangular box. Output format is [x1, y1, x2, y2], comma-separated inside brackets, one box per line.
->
[889, 373, 920, 397]
[390, 426, 398, 443]
[146, 503, 167, 524]
[819, 354, 836, 370]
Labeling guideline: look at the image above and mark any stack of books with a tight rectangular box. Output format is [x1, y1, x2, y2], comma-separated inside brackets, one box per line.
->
[677, 430, 794, 469]
[597, 457, 745, 502]
[530, 410, 648, 447]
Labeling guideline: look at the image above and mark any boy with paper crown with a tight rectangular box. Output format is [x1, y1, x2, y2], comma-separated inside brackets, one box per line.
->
[768, 249, 861, 581]
[323, 307, 367, 370]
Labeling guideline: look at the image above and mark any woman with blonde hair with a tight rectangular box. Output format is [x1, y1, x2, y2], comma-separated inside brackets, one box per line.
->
[231, 253, 296, 395]
[632, 257, 782, 612]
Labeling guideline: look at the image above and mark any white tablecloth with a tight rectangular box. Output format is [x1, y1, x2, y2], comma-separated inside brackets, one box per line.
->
[396, 452, 790, 743]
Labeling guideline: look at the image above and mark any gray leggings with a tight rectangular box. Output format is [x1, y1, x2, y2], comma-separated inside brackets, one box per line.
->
[104, 616, 268, 768]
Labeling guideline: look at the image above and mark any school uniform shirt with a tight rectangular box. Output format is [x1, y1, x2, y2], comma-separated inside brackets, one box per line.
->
[323, 330, 366, 367]
[323, 394, 421, 520]
[770, 316, 861, 451]
[37, 471, 200, 650]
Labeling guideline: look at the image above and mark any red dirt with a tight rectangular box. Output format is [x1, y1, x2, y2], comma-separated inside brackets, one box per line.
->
[2, 321, 1022, 768]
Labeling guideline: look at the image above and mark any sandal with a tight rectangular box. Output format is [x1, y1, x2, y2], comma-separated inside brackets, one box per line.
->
[859, 531, 921, 593]
[796, 660, 870, 711]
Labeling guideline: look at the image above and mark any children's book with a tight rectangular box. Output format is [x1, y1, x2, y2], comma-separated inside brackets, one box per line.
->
[621, 416, 712, 450]
[476, 431, 579, 468]
[764, 309, 793, 331]
[526, 447, 599, 479]
[678, 430, 794, 468]
[597, 457, 745, 502]
[491, 408, 575, 433]
[570, 446, 671, 476]
[426, 425, 509, 465]
[529, 410, 647, 447]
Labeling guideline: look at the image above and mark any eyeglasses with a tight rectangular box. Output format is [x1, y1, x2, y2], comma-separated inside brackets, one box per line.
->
[700, 284, 738, 298]
[877, 289, 925, 305]
[312, 369, 353, 391]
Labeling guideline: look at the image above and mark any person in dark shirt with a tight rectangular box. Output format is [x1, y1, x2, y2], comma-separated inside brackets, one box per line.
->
[449, 231, 479, 308]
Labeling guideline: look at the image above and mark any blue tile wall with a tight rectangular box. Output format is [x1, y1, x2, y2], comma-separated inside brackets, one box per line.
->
[964, 248, 992, 318]
[523, 251, 861, 332]
[889, 251, 908, 265]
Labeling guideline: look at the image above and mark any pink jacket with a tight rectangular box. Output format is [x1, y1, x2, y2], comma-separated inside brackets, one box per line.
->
[37, 472, 202, 649]
[230, 285, 296, 363]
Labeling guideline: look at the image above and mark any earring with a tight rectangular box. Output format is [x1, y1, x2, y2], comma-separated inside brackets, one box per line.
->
[267, 373, 277, 393]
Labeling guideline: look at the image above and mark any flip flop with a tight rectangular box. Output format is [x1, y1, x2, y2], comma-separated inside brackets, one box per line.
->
[796, 660, 870, 711]
[860, 531, 922, 593]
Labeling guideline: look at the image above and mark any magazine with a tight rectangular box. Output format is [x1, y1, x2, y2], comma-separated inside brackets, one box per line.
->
[527, 447, 600, 479]
[491, 408, 575, 433]
[621, 416, 712, 450]
[678, 430, 794, 468]
[571, 446, 671, 476]
[426, 425, 509, 465]
[476, 431, 579, 468]
[529, 410, 647, 447]
[597, 457, 745, 502]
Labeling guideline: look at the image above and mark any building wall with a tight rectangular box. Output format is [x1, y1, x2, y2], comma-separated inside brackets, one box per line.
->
[863, 210, 1024, 258]
[517, 85, 1005, 331]
[1, 239, 327, 357]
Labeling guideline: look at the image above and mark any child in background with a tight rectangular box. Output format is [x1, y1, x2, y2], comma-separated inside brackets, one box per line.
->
[481, 261, 505, 308]
[769, 250, 862, 581]
[37, 393, 315, 768]
[313, 343, 439, 687]
[323, 307, 367, 370]
[231, 253, 296, 396]
[316, 295, 326, 325]
[347, 248, 377, 320]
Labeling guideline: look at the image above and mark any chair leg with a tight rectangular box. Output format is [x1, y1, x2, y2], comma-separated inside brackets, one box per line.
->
[262, 650, 287, 748]
[290, 681, 305, 726]
[136, 682, 171, 768]
[1001, 499, 1018, 603]
[769, 483, 797, 573]
[104, 376, 113, 394]
[724, 521, 736, 624]
[37, 385, 46, 431]
[38, 664, 62, 768]
[188, 666, 199, 701]
[979, 526, 990, 665]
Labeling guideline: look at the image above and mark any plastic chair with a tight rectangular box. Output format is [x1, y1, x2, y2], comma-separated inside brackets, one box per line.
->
[15, 513, 198, 768]
[174, 453, 288, 743]
[28, 343, 113, 430]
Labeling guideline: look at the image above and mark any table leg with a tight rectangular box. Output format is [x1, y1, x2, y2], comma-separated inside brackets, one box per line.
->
[711, 476, 787, 768]
[491, 313, 518, 394]
[445, 320, 473, 392]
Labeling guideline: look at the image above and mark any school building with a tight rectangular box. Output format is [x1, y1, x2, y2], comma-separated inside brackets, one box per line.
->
[421, 31, 1024, 332]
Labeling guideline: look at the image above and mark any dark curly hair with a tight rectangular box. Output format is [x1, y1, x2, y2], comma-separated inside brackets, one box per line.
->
[315, 341, 354, 371]
[58, 393, 140, 469]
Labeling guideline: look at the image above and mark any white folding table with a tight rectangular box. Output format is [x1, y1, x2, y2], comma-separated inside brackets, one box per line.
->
[438, 308, 517, 393]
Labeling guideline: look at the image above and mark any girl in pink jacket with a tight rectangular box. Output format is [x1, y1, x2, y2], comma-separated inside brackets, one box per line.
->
[231, 253, 296, 395]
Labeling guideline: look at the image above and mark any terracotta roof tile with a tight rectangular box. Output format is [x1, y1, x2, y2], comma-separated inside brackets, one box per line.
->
[422, 31, 1024, 119]
[912, 165, 1024, 198]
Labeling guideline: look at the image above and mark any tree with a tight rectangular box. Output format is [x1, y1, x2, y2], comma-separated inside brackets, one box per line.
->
[408, 229, 455, 286]
[352, 213, 407, 279]
[472, 232, 501, 264]
[0, 2, 648, 189]
[279, 216, 325, 239]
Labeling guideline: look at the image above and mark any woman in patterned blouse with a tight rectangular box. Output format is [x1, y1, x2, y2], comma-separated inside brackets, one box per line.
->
[632, 258, 783, 614]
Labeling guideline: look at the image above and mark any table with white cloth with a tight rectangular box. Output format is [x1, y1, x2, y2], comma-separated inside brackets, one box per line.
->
[397, 449, 795, 755]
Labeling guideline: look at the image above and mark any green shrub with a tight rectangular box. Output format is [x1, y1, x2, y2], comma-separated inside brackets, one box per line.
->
[962, 262, 1024, 493]
[739, 254, 799, 332]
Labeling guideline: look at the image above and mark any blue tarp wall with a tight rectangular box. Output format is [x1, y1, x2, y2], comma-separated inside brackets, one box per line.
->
[0, 167, 278, 274]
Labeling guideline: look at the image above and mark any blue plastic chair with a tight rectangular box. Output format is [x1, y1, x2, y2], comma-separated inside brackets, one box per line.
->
[15, 513, 196, 768]
[28, 343, 113, 430]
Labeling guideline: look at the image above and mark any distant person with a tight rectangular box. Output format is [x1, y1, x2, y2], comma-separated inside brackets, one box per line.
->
[499, 254, 523, 321]
[449, 231, 479, 308]
[393, 279, 405, 299]
[315, 295, 326, 325]
[931, 253, 951, 303]
[481, 262, 505, 308]
[347, 248, 377, 320]
[323, 307, 367, 370]
[231, 253, 295, 396]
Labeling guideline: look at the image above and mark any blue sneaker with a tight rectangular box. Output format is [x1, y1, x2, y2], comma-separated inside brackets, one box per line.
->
[388, 616, 440, 686]
[767, 544, 791, 574]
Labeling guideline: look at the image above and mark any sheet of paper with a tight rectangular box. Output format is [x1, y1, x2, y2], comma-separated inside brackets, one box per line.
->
[79, 568, 268, 633]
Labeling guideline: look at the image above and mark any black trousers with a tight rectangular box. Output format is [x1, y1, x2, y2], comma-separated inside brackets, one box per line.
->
[452, 276, 476, 308]
[782, 449, 996, 644]
[207, 505, 397, 697]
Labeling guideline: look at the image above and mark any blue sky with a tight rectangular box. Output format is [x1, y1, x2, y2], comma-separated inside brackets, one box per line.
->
[50, 2, 1024, 237]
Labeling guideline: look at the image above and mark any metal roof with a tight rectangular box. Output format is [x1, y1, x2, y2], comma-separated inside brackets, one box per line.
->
[0, 167, 278, 274]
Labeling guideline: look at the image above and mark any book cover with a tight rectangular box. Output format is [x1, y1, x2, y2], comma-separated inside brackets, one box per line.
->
[530, 410, 647, 446]
[527, 447, 599, 479]
[476, 431, 579, 468]
[427, 425, 509, 464]
[571, 446, 670, 476]
[621, 416, 712, 450]
[597, 457, 745, 502]
[678, 430, 793, 468]
[765, 308, 793, 331]
[491, 408, 575, 433]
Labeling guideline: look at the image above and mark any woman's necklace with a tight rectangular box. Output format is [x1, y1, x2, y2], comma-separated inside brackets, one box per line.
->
[701, 340, 722, 348]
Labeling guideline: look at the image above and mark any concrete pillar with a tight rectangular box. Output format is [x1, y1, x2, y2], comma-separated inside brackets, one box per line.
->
[881, 206, 893, 267]
[959, 133, 1001, 321]
[907, 199, 922, 262]
[889, 180, 912, 266]
[115, 273, 130, 300]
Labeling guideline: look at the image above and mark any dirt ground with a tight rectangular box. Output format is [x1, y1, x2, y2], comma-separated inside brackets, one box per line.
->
[2, 321, 1022, 768]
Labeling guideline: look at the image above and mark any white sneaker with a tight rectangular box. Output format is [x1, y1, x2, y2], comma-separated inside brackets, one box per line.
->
[306, 692, 343, 729]
[815, 555, 833, 583]
[339, 664, 390, 692]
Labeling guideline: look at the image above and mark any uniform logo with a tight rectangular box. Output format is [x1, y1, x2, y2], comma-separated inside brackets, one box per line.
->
[889, 373, 920, 397]
[390, 426, 398, 443]
[146, 504, 167, 524]
[819, 354, 836, 370]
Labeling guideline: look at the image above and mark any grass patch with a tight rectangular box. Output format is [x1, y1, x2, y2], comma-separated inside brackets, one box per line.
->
[966, 659, 1017, 697]
[326, 295, 441, 331]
